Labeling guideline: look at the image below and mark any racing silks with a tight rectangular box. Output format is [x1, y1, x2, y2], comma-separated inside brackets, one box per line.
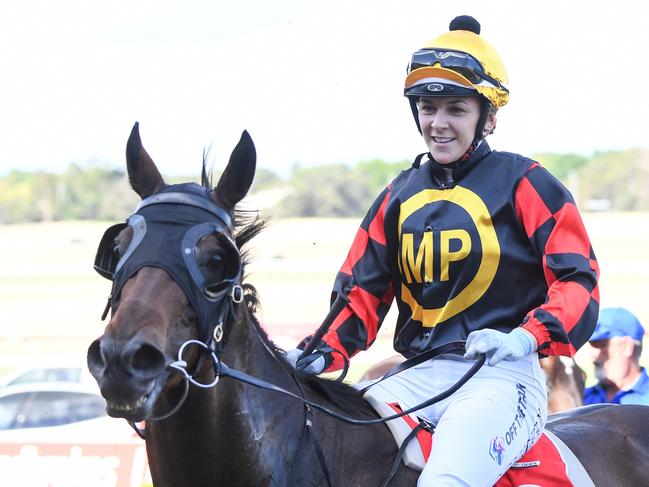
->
[305, 142, 599, 371]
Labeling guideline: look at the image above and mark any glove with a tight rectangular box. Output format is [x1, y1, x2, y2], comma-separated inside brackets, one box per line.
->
[464, 328, 537, 366]
[283, 347, 327, 375]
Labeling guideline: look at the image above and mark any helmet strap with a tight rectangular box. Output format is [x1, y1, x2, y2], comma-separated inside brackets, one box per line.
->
[451, 98, 491, 166]
[409, 98, 422, 134]
[474, 97, 492, 142]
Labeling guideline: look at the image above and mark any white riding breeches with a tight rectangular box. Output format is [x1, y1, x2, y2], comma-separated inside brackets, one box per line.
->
[360, 353, 548, 487]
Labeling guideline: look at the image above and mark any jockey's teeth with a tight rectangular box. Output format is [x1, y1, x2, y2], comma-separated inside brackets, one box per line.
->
[109, 395, 147, 411]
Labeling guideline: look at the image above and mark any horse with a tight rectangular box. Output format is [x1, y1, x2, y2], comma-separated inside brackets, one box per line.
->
[541, 356, 586, 413]
[361, 354, 587, 414]
[87, 123, 649, 486]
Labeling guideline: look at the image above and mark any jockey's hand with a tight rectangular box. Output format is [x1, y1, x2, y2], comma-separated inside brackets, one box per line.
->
[464, 328, 537, 366]
[283, 347, 327, 375]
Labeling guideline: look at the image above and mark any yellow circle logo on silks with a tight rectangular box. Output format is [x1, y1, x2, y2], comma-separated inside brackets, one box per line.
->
[397, 186, 500, 326]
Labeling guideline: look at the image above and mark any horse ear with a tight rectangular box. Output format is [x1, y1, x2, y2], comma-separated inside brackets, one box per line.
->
[126, 122, 165, 199]
[214, 130, 256, 211]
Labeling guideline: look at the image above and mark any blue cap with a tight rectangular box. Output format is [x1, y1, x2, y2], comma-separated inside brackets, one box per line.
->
[589, 307, 645, 342]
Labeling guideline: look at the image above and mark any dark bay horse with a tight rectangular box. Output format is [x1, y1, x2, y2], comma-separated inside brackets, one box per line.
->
[87, 123, 649, 486]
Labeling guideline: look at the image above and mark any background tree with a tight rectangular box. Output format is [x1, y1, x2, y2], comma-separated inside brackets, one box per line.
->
[1, 149, 648, 223]
[533, 153, 588, 182]
[577, 149, 649, 211]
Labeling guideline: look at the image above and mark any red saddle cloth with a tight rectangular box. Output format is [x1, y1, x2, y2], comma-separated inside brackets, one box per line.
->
[495, 432, 572, 487]
[393, 403, 573, 486]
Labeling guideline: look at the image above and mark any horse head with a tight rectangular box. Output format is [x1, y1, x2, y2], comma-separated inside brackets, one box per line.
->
[87, 123, 256, 422]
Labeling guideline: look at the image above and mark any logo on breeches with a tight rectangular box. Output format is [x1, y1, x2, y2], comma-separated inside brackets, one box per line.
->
[489, 436, 506, 465]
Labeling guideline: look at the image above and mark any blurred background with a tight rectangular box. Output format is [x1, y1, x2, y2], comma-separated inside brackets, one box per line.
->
[0, 1, 647, 485]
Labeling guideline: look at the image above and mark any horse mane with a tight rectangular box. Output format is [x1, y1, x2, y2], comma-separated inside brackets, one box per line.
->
[201, 157, 266, 310]
[236, 214, 265, 316]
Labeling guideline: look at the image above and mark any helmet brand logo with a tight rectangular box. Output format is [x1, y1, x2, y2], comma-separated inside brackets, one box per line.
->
[426, 83, 445, 92]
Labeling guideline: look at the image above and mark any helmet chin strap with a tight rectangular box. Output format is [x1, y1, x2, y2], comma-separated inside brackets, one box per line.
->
[409, 98, 423, 135]
[473, 97, 492, 142]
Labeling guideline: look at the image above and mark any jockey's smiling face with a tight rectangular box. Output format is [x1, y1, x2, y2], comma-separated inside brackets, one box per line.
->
[417, 96, 495, 164]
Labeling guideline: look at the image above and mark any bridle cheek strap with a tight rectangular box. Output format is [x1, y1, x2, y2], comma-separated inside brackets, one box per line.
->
[207, 287, 243, 353]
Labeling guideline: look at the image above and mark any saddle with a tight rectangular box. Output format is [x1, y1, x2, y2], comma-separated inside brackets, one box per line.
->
[363, 388, 596, 487]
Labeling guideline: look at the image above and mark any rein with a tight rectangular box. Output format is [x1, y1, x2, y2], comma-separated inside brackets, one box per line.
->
[142, 334, 485, 427]
[219, 349, 485, 425]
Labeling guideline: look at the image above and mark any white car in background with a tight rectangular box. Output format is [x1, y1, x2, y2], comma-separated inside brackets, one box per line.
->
[0, 381, 106, 430]
[0, 381, 151, 487]
[0, 360, 94, 389]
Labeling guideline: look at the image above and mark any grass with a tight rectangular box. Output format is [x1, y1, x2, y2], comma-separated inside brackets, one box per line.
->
[1, 213, 648, 381]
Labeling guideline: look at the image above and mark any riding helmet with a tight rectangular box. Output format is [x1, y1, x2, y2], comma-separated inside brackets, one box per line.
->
[404, 15, 509, 137]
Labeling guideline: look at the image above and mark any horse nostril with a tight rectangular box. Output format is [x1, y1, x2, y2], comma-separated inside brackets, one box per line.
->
[129, 344, 166, 376]
[87, 339, 106, 377]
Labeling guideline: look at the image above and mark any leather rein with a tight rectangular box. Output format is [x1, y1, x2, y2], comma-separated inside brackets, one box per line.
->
[131, 317, 485, 432]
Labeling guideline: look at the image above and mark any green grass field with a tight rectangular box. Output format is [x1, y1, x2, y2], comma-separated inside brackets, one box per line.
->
[1, 213, 648, 381]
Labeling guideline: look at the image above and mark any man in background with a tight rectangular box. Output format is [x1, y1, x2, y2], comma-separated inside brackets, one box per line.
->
[584, 307, 649, 405]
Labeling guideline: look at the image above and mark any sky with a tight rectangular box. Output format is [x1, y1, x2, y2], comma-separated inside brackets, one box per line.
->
[1, 0, 647, 178]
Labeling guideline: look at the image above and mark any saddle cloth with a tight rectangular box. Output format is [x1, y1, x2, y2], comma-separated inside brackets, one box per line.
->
[364, 393, 595, 487]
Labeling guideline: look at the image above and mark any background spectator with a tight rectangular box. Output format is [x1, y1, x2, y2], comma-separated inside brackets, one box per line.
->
[584, 307, 649, 405]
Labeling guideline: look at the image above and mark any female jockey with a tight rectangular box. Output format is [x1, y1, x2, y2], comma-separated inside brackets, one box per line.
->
[287, 15, 599, 486]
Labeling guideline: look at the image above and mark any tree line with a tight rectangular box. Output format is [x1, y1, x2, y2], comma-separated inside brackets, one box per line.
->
[1, 148, 648, 224]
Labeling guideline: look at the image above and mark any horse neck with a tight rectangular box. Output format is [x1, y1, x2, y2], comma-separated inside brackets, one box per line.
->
[147, 304, 304, 486]
[220, 305, 288, 379]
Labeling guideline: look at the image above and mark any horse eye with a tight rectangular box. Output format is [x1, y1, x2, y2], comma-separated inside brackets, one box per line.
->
[112, 242, 121, 255]
[208, 253, 223, 268]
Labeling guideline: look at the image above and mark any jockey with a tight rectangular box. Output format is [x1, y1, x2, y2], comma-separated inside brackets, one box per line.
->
[287, 15, 599, 486]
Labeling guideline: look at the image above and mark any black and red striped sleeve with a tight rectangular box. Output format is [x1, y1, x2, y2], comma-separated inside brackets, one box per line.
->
[515, 163, 600, 356]
[309, 186, 395, 371]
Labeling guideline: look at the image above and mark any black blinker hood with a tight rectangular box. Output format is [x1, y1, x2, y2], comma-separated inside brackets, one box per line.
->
[106, 183, 241, 343]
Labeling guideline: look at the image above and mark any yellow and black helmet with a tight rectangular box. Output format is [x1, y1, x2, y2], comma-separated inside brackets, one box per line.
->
[405, 16, 509, 136]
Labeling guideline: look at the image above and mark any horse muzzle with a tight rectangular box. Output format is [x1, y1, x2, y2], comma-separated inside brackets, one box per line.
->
[87, 335, 169, 421]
